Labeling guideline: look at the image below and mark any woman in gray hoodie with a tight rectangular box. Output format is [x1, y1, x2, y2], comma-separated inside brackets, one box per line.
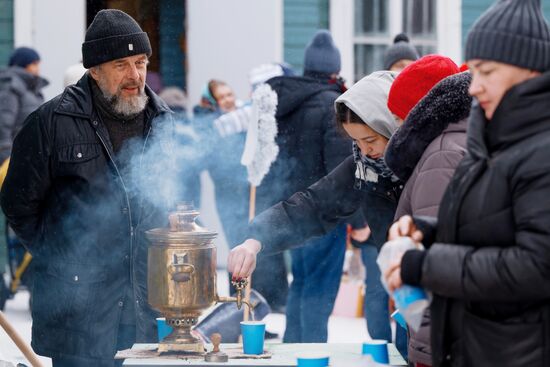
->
[228, 70, 408, 357]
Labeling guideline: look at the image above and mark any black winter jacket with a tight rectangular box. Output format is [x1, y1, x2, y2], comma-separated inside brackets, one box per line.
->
[255, 75, 351, 214]
[385, 72, 471, 366]
[249, 155, 402, 255]
[0, 66, 49, 161]
[0, 74, 174, 359]
[401, 72, 550, 367]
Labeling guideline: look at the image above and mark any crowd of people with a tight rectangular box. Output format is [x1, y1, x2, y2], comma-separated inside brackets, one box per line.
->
[1, 0, 550, 366]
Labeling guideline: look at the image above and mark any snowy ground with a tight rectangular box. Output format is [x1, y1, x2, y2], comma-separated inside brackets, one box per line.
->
[0, 271, 372, 366]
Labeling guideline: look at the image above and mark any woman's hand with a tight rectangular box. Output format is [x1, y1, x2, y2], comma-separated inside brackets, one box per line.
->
[227, 239, 262, 279]
[388, 215, 424, 243]
[351, 225, 371, 242]
[385, 254, 404, 292]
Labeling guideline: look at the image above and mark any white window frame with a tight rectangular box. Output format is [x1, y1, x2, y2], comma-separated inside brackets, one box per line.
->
[330, 0, 462, 83]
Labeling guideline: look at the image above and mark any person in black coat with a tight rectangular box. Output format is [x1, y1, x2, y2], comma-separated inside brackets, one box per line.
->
[384, 1, 550, 366]
[0, 10, 176, 366]
[248, 30, 352, 342]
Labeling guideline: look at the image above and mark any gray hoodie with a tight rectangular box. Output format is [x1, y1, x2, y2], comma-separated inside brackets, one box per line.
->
[334, 70, 399, 139]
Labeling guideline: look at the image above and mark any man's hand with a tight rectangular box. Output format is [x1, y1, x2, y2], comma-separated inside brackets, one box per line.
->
[227, 239, 262, 279]
[388, 215, 424, 243]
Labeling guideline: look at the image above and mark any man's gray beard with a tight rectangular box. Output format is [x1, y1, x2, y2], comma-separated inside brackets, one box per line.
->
[98, 79, 149, 117]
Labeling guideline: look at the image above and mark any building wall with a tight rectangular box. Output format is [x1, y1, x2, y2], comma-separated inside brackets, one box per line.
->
[461, 0, 550, 53]
[284, 0, 329, 72]
[0, 0, 13, 66]
[159, 0, 186, 89]
[14, 0, 86, 100]
[187, 0, 283, 110]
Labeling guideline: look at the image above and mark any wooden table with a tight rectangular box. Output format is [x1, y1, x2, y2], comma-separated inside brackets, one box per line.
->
[120, 343, 407, 366]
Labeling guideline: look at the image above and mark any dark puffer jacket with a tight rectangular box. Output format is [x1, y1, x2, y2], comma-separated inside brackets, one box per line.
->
[385, 72, 471, 366]
[401, 72, 550, 367]
[0, 74, 174, 360]
[0, 66, 49, 161]
[255, 75, 351, 214]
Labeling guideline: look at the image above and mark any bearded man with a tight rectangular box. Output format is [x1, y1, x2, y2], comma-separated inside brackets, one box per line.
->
[0, 9, 174, 366]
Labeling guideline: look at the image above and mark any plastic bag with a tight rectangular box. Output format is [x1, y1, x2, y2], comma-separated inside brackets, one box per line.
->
[377, 237, 430, 331]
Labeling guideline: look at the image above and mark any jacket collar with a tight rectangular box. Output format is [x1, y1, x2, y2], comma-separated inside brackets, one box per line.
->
[486, 71, 550, 152]
[385, 72, 472, 181]
[467, 71, 550, 159]
[0, 66, 49, 91]
[54, 73, 170, 119]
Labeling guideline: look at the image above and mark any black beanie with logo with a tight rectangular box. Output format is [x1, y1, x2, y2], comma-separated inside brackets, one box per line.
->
[82, 9, 152, 69]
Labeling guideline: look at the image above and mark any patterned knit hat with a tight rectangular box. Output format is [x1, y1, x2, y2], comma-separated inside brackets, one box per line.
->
[387, 55, 459, 120]
[465, 0, 550, 71]
[82, 9, 152, 68]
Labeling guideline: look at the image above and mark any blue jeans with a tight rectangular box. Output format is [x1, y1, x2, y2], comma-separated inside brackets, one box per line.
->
[361, 244, 408, 360]
[283, 223, 347, 343]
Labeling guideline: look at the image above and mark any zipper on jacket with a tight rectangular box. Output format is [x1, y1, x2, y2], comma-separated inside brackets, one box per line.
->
[94, 128, 135, 285]
[132, 123, 153, 304]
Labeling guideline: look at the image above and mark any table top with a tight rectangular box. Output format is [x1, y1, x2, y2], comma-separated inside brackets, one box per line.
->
[120, 343, 407, 366]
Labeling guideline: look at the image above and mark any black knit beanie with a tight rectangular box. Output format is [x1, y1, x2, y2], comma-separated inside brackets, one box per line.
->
[82, 9, 152, 69]
[383, 34, 419, 71]
[465, 0, 550, 72]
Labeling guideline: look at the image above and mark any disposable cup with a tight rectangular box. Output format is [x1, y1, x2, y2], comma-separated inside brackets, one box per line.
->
[393, 285, 429, 314]
[156, 317, 173, 342]
[362, 339, 389, 364]
[296, 352, 330, 367]
[240, 321, 265, 355]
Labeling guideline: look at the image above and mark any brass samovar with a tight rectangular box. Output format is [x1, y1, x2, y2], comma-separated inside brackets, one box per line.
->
[146, 203, 250, 353]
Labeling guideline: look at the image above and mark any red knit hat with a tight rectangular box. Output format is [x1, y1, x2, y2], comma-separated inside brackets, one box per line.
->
[387, 55, 459, 120]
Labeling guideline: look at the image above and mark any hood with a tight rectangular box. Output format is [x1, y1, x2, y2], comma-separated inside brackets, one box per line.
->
[334, 70, 398, 139]
[385, 71, 472, 181]
[0, 66, 49, 93]
[266, 75, 343, 118]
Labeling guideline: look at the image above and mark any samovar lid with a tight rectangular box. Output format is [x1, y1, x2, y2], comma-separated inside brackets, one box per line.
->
[145, 203, 217, 245]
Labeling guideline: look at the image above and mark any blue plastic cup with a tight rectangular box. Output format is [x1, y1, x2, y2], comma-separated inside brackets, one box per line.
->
[240, 321, 266, 355]
[296, 352, 330, 367]
[391, 309, 408, 330]
[156, 317, 173, 342]
[362, 340, 389, 364]
[393, 285, 429, 314]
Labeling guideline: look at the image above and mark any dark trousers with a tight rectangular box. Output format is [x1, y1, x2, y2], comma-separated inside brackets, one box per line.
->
[52, 324, 136, 367]
[361, 244, 408, 359]
[283, 223, 347, 342]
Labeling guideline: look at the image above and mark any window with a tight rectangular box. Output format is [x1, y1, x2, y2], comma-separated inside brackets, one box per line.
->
[353, 0, 389, 81]
[402, 0, 437, 55]
[352, 0, 437, 80]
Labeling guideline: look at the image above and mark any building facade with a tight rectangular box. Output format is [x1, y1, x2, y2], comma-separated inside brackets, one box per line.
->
[1, 0, 549, 102]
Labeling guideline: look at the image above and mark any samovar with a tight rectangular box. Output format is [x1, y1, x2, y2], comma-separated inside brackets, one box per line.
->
[146, 203, 250, 353]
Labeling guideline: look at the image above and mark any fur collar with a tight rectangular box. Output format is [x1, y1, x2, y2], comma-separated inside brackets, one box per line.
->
[385, 71, 472, 181]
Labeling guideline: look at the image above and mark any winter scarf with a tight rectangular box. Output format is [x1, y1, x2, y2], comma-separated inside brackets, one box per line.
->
[385, 71, 472, 181]
[353, 141, 398, 182]
[335, 70, 400, 183]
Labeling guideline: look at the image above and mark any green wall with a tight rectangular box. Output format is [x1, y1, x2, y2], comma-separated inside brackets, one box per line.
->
[284, 0, 329, 73]
[462, 0, 550, 54]
[0, 0, 13, 66]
